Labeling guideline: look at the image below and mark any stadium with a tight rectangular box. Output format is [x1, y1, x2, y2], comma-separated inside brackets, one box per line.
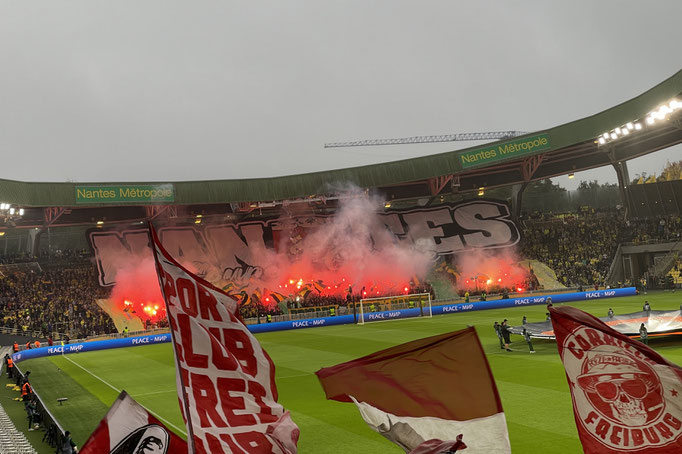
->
[0, 65, 680, 453]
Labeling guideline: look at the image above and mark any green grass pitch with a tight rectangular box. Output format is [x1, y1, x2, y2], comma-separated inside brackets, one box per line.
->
[20, 291, 682, 453]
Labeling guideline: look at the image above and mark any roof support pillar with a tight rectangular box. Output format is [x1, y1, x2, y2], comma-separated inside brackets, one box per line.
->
[512, 155, 543, 219]
[145, 205, 177, 220]
[43, 207, 66, 226]
[510, 183, 527, 220]
[428, 175, 454, 196]
[605, 145, 632, 220]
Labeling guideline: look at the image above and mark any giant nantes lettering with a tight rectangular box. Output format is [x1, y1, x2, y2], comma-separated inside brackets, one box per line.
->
[90, 200, 519, 287]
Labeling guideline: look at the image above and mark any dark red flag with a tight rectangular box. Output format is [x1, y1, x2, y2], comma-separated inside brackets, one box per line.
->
[550, 305, 682, 453]
[316, 327, 509, 453]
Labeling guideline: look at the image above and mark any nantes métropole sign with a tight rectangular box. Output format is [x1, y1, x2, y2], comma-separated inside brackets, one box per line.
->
[75, 184, 175, 204]
[458, 133, 551, 169]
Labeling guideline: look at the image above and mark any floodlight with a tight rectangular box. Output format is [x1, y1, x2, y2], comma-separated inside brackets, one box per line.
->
[646, 116, 655, 125]
[9, 208, 15, 215]
[610, 133, 618, 140]
[622, 128, 629, 135]
[598, 137, 606, 145]
[626, 122, 634, 130]
[614, 127, 621, 135]
[634, 123, 642, 130]
[18, 209, 24, 216]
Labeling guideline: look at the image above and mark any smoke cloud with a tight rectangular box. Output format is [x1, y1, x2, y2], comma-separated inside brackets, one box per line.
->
[106, 185, 435, 320]
[248, 186, 435, 299]
[453, 248, 528, 293]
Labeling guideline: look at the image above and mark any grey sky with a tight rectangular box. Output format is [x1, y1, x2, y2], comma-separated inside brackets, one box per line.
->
[0, 0, 680, 191]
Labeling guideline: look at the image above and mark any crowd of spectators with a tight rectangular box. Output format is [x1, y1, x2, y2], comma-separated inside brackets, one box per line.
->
[666, 259, 682, 288]
[626, 216, 682, 244]
[0, 265, 115, 338]
[520, 212, 624, 287]
[0, 211, 679, 331]
[0, 249, 90, 266]
[519, 212, 681, 287]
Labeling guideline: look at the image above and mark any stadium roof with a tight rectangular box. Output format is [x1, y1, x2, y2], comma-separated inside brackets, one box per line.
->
[0, 69, 681, 228]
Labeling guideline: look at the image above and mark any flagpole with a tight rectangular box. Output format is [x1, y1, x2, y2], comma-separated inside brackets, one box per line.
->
[148, 223, 198, 454]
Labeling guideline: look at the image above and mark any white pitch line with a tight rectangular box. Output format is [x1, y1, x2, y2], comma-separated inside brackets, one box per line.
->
[277, 372, 310, 379]
[61, 355, 187, 436]
[133, 389, 178, 397]
[62, 354, 121, 393]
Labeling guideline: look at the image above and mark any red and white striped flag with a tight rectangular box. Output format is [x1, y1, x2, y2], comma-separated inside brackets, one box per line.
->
[550, 305, 682, 453]
[316, 327, 510, 453]
[80, 390, 187, 454]
[150, 226, 299, 453]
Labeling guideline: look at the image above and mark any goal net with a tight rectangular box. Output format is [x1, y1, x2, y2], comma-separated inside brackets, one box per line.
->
[357, 293, 432, 325]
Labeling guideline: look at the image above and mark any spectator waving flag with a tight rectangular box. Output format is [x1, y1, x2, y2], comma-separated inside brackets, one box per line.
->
[150, 226, 300, 453]
[79, 390, 187, 454]
[316, 327, 510, 453]
[549, 305, 682, 453]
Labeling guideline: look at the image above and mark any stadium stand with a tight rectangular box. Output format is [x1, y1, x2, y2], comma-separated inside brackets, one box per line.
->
[668, 259, 682, 287]
[0, 209, 679, 333]
[520, 211, 681, 288]
[0, 264, 115, 339]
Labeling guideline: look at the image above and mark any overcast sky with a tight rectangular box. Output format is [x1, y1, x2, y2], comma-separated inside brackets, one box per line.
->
[1, 1, 680, 191]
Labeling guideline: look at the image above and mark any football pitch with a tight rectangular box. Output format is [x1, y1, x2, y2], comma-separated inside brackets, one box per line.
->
[20, 291, 682, 453]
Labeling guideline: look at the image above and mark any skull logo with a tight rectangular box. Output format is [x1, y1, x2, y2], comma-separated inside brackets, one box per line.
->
[577, 353, 662, 426]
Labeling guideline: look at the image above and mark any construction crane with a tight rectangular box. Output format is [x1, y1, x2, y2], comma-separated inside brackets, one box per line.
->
[324, 131, 528, 148]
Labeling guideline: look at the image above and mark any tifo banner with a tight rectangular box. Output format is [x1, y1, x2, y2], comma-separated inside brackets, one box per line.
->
[510, 308, 682, 339]
[316, 327, 511, 453]
[90, 200, 520, 287]
[550, 305, 682, 453]
[80, 390, 187, 454]
[151, 226, 300, 453]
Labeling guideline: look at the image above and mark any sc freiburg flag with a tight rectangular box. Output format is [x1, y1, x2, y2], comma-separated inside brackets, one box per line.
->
[316, 326, 510, 453]
[150, 226, 300, 453]
[550, 305, 682, 453]
[79, 390, 187, 454]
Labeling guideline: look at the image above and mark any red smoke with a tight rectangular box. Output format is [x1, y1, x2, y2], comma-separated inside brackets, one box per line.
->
[109, 257, 166, 323]
[107, 188, 435, 319]
[455, 249, 528, 294]
[247, 189, 433, 304]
